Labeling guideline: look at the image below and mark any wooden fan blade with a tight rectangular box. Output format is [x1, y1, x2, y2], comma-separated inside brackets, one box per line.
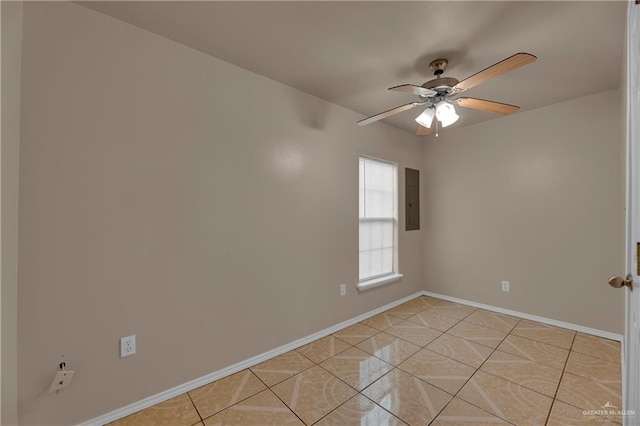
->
[454, 53, 537, 91]
[416, 125, 432, 136]
[389, 84, 437, 97]
[357, 102, 422, 126]
[456, 97, 520, 115]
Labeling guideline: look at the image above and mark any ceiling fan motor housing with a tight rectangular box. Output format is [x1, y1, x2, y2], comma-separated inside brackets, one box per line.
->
[421, 77, 460, 93]
[423, 58, 459, 94]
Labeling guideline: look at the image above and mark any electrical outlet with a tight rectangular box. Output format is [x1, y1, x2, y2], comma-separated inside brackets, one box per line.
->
[501, 281, 510, 292]
[48, 369, 75, 394]
[120, 335, 136, 358]
[340, 284, 346, 296]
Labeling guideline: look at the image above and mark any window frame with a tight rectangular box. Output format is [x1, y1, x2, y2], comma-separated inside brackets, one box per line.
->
[357, 156, 403, 291]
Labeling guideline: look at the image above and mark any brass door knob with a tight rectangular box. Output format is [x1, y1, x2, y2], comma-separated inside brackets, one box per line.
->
[608, 274, 634, 291]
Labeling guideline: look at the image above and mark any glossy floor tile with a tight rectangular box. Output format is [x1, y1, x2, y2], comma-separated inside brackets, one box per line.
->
[296, 335, 351, 364]
[314, 394, 407, 425]
[556, 371, 622, 412]
[362, 368, 453, 425]
[360, 312, 403, 331]
[480, 350, 563, 397]
[428, 301, 477, 320]
[572, 333, 621, 365]
[547, 399, 618, 425]
[110, 295, 623, 426]
[426, 333, 494, 368]
[431, 397, 510, 425]
[271, 365, 356, 425]
[109, 393, 200, 426]
[405, 309, 460, 332]
[511, 319, 576, 350]
[203, 390, 303, 426]
[332, 323, 379, 345]
[458, 370, 553, 425]
[319, 347, 393, 391]
[447, 321, 508, 349]
[403, 295, 440, 309]
[384, 303, 425, 319]
[356, 332, 421, 366]
[398, 348, 476, 394]
[565, 351, 622, 383]
[498, 334, 570, 369]
[464, 309, 520, 333]
[249, 350, 314, 386]
[384, 320, 442, 346]
[188, 369, 266, 419]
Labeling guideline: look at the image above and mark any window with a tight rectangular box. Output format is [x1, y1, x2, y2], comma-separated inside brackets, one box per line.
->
[359, 156, 402, 289]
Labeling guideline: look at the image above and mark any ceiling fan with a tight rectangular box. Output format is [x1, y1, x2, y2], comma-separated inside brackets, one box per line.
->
[357, 52, 537, 136]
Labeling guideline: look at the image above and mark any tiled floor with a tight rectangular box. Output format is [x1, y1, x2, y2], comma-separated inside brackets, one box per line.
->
[110, 296, 623, 425]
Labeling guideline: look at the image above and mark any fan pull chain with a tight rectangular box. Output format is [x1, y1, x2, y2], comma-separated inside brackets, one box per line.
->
[435, 117, 439, 137]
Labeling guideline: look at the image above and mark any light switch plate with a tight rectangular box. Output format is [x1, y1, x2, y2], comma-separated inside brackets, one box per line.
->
[48, 370, 75, 394]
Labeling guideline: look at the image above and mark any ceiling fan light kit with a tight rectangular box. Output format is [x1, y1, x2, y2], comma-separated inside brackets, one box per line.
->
[415, 107, 435, 128]
[435, 101, 459, 127]
[357, 52, 537, 137]
[415, 101, 459, 130]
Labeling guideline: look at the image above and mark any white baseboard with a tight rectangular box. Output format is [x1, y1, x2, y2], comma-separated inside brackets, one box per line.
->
[81, 291, 424, 426]
[421, 290, 624, 342]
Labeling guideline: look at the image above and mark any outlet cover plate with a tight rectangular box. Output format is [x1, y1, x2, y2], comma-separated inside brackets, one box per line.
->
[120, 335, 136, 358]
[501, 281, 510, 292]
[340, 284, 346, 296]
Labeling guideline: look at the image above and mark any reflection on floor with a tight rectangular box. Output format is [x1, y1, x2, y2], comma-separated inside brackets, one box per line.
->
[110, 296, 623, 425]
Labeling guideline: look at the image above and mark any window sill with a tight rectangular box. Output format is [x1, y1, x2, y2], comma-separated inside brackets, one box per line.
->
[357, 273, 404, 292]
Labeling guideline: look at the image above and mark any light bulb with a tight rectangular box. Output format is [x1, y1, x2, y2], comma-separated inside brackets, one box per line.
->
[415, 107, 435, 128]
[435, 101, 459, 127]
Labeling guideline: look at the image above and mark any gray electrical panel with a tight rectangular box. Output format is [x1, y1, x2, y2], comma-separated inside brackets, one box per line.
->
[405, 168, 420, 231]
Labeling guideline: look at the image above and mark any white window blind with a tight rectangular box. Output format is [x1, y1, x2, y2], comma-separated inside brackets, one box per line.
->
[359, 156, 396, 282]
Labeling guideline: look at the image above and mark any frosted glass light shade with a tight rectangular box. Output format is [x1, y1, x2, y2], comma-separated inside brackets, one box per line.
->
[435, 101, 459, 127]
[415, 107, 435, 128]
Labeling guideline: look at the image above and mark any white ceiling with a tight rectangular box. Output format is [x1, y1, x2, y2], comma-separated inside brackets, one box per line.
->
[79, 1, 627, 136]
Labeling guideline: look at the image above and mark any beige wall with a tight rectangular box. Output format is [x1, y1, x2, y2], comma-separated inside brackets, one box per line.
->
[12, 2, 627, 424]
[17, 3, 425, 424]
[1, 1, 23, 425]
[422, 89, 625, 334]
